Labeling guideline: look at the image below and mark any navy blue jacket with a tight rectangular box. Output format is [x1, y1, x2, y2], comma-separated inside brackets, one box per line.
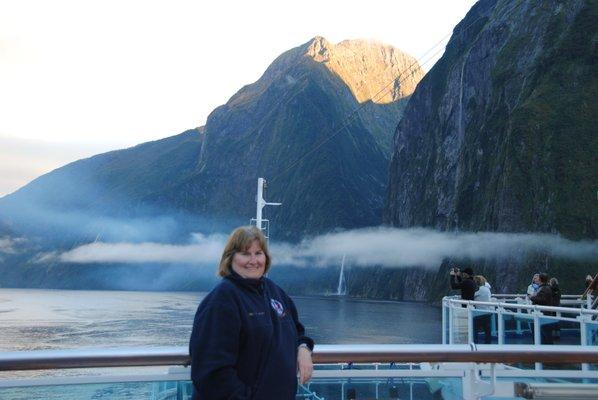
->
[189, 271, 314, 400]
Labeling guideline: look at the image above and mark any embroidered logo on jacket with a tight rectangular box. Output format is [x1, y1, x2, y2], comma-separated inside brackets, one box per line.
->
[270, 299, 285, 317]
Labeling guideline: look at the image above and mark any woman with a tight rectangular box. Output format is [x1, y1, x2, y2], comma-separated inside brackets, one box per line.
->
[473, 275, 493, 344]
[549, 277, 561, 342]
[549, 277, 561, 307]
[189, 226, 314, 400]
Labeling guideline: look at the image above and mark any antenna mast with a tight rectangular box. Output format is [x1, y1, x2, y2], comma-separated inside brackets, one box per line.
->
[251, 177, 281, 239]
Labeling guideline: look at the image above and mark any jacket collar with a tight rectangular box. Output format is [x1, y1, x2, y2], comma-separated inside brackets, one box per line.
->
[225, 269, 265, 294]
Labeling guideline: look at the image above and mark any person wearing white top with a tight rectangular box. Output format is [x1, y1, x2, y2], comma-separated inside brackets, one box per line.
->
[475, 284, 492, 304]
[473, 275, 493, 344]
[527, 273, 540, 298]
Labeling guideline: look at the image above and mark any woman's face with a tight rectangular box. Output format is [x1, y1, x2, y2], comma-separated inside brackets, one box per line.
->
[231, 240, 266, 279]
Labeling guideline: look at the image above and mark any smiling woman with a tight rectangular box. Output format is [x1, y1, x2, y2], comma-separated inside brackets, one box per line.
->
[217, 227, 271, 280]
[189, 226, 314, 400]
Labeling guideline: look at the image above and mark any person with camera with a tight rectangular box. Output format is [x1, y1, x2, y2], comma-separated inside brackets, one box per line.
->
[530, 273, 555, 344]
[449, 267, 477, 302]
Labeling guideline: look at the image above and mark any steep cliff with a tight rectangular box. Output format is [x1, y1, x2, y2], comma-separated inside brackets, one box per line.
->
[386, 0, 596, 238]
[384, 0, 598, 298]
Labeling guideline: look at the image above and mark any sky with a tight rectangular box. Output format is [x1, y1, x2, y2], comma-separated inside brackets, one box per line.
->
[0, 0, 478, 197]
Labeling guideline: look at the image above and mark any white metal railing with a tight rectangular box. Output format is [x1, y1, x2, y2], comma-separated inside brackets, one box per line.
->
[1, 345, 598, 400]
[446, 293, 587, 306]
[442, 295, 598, 359]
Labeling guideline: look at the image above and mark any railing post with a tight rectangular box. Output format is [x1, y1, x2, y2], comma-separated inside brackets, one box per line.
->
[449, 301, 454, 345]
[580, 315, 589, 372]
[467, 304, 474, 344]
[533, 310, 541, 346]
[516, 305, 524, 335]
[442, 298, 447, 345]
[491, 310, 497, 337]
[497, 307, 505, 345]
[533, 308, 542, 371]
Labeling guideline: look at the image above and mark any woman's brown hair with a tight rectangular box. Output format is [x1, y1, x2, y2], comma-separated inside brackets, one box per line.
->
[218, 226, 271, 277]
[474, 275, 487, 287]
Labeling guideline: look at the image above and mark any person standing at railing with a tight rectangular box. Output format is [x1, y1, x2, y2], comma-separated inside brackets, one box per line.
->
[585, 274, 594, 289]
[473, 275, 493, 344]
[450, 267, 477, 304]
[549, 277, 562, 343]
[530, 273, 555, 344]
[527, 273, 540, 300]
[189, 226, 314, 400]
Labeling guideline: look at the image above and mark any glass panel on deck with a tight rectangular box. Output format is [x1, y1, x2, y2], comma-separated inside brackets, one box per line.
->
[586, 321, 598, 346]
[471, 309, 496, 344]
[502, 312, 534, 345]
[0, 381, 179, 400]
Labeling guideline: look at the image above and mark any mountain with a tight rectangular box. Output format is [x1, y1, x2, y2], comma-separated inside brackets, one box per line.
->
[149, 37, 424, 238]
[0, 37, 423, 289]
[382, 0, 598, 299]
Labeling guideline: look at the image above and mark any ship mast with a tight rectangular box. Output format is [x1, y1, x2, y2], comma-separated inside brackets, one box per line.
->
[251, 177, 281, 239]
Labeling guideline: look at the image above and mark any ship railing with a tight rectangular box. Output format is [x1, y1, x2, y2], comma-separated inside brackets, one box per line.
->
[445, 293, 589, 307]
[442, 296, 598, 361]
[1, 345, 598, 400]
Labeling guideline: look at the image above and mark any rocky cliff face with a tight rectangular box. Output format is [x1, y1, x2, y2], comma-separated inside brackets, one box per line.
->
[383, 0, 597, 298]
[386, 0, 596, 237]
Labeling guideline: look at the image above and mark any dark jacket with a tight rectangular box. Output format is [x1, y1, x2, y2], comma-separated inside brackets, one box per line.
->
[530, 284, 553, 306]
[551, 283, 561, 307]
[450, 275, 477, 301]
[189, 271, 314, 400]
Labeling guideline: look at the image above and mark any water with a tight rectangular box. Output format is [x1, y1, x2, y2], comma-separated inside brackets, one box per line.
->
[0, 290, 441, 399]
[0, 288, 441, 351]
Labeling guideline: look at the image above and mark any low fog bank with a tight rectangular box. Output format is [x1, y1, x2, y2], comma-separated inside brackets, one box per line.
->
[0, 236, 26, 254]
[56, 227, 598, 268]
[52, 233, 227, 265]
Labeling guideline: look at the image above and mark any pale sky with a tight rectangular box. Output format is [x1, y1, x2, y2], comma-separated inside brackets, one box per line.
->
[0, 0, 478, 196]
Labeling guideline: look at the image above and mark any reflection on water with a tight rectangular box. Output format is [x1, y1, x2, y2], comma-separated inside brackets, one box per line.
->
[0, 289, 441, 352]
[297, 296, 441, 344]
[0, 289, 199, 351]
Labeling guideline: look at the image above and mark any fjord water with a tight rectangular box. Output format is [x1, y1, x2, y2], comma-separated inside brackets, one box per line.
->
[0, 288, 441, 351]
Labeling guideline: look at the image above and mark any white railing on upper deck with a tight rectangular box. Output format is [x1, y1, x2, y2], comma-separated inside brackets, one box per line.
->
[442, 294, 598, 352]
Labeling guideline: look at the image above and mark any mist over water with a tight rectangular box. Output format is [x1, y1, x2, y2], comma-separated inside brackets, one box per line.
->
[53, 227, 598, 269]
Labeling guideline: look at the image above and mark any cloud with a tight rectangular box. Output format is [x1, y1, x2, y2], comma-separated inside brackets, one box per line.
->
[287, 228, 598, 268]
[53, 227, 598, 268]
[0, 236, 26, 254]
[56, 232, 227, 264]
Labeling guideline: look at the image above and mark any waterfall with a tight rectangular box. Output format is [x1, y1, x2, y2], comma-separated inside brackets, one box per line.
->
[336, 254, 347, 296]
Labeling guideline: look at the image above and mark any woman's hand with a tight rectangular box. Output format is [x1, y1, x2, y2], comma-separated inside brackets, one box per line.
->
[297, 346, 313, 385]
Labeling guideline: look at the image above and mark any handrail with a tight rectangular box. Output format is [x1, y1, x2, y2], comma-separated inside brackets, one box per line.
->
[2, 345, 598, 371]
[445, 294, 583, 300]
[445, 298, 598, 316]
[446, 294, 582, 298]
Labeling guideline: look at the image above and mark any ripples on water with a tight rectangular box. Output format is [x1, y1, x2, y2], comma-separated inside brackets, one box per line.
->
[0, 289, 441, 351]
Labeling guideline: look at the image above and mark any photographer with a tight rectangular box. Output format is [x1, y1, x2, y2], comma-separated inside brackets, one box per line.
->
[450, 267, 477, 302]
[530, 273, 555, 344]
